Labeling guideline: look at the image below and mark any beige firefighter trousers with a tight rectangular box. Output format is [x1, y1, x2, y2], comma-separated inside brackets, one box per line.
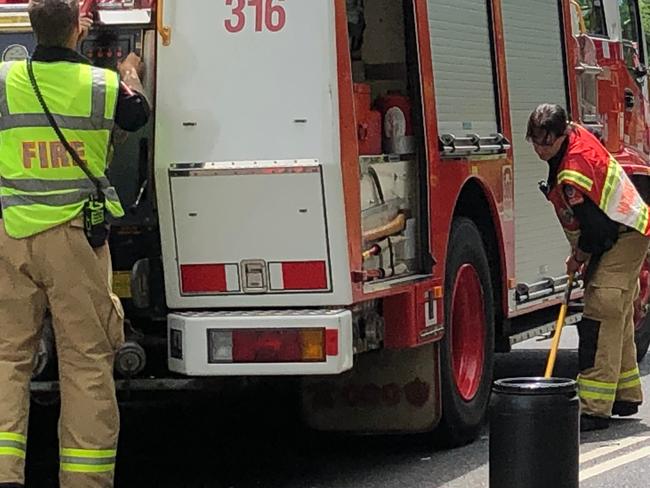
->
[0, 218, 124, 488]
[578, 230, 649, 417]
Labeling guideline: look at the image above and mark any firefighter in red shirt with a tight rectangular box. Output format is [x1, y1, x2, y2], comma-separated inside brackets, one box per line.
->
[527, 104, 650, 431]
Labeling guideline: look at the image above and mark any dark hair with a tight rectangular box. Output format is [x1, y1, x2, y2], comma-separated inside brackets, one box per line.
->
[526, 104, 569, 144]
[29, 0, 79, 48]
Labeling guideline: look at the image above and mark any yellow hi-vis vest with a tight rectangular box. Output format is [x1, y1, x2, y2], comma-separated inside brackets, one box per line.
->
[0, 60, 124, 238]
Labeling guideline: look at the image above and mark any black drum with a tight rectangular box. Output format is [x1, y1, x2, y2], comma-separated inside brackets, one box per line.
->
[489, 377, 579, 488]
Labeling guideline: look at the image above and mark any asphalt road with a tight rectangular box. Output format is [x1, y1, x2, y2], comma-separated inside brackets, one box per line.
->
[24, 327, 650, 487]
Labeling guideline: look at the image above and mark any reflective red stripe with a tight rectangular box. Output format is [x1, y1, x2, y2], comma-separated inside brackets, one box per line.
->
[282, 261, 327, 290]
[180, 264, 227, 293]
[326, 329, 338, 356]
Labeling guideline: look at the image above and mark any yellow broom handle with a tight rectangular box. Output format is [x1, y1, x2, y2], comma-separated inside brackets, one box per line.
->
[544, 273, 575, 378]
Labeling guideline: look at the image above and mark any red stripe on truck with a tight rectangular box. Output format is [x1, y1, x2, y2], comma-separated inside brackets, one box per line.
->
[282, 261, 327, 290]
[180, 264, 227, 293]
[326, 329, 339, 356]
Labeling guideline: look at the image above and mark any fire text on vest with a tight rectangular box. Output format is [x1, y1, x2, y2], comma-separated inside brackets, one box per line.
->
[22, 141, 87, 169]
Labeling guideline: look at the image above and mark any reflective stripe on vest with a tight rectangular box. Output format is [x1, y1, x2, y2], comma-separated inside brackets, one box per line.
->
[0, 61, 114, 130]
[557, 169, 593, 192]
[599, 158, 650, 234]
[0, 60, 123, 238]
[555, 125, 650, 238]
[558, 157, 650, 236]
[1, 186, 120, 209]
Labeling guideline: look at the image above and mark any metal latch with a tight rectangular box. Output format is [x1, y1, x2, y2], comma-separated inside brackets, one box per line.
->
[241, 260, 268, 293]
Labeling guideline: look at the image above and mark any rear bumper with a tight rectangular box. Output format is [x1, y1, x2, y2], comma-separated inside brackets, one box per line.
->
[167, 309, 354, 376]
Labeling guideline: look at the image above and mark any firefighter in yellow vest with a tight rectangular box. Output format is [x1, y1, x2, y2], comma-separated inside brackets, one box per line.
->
[0, 1, 149, 487]
[527, 104, 649, 432]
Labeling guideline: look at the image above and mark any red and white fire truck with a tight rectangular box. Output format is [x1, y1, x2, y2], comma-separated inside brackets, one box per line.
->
[1, 0, 649, 446]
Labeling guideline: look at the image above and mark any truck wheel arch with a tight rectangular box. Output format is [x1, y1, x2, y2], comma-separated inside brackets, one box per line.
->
[450, 178, 507, 345]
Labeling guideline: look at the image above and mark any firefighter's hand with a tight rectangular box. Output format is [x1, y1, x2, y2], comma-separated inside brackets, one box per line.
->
[118, 53, 146, 95]
[118, 53, 145, 81]
[566, 254, 585, 275]
[78, 15, 93, 43]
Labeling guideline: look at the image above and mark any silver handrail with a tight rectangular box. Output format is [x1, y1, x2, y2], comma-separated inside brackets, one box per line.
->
[439, 133, 511, 158]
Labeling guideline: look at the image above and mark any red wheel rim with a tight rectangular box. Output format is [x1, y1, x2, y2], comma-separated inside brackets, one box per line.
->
[450, 264, 486, 401]
[634, 259, 650, 331]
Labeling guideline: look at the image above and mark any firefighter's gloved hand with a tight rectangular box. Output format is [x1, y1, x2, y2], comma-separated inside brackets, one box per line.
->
[566, 254, 585, 275]
[118, 53, 145, 82]
[538, 180, 549, 197]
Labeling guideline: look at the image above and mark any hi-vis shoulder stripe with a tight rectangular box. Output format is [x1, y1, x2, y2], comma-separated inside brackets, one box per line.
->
[600, 158, 622, 210]
[558, 170, 594, 192]
[0, 61, 114, 130]
[634, 204, 650, 234]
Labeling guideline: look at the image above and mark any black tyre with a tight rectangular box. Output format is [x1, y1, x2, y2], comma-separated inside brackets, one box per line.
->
[435, 218, 495, 447]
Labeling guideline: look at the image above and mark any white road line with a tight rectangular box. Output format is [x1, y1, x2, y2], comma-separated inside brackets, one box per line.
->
[580, 436, 650, 464]
[580, 445, 650, 482]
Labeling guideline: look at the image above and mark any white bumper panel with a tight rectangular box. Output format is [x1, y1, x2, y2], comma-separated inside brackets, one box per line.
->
[167, 309, 353, 376]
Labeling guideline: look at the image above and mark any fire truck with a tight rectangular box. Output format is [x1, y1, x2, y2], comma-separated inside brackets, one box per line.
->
[0, 0, 649, 446]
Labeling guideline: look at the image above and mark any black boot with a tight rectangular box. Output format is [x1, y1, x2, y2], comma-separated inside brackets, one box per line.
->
[580, 414, 610, 432]
[612, 401, 640, 417]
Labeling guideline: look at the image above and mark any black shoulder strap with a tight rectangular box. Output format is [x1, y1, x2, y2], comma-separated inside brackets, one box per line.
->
[26, 58, 103, 198]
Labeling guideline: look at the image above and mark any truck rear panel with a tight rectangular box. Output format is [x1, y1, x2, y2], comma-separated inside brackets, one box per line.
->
[155, 0, 352, 309]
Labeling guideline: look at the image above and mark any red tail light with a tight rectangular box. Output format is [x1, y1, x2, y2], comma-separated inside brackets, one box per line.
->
[232, 329, 325, 363]
[208, 328, 332, 363]
[234, 330, 297, 362]
[326, 329, 339, 356]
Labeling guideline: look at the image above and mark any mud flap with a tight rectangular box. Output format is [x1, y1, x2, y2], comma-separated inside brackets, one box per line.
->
[301, 343, 440, 433]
